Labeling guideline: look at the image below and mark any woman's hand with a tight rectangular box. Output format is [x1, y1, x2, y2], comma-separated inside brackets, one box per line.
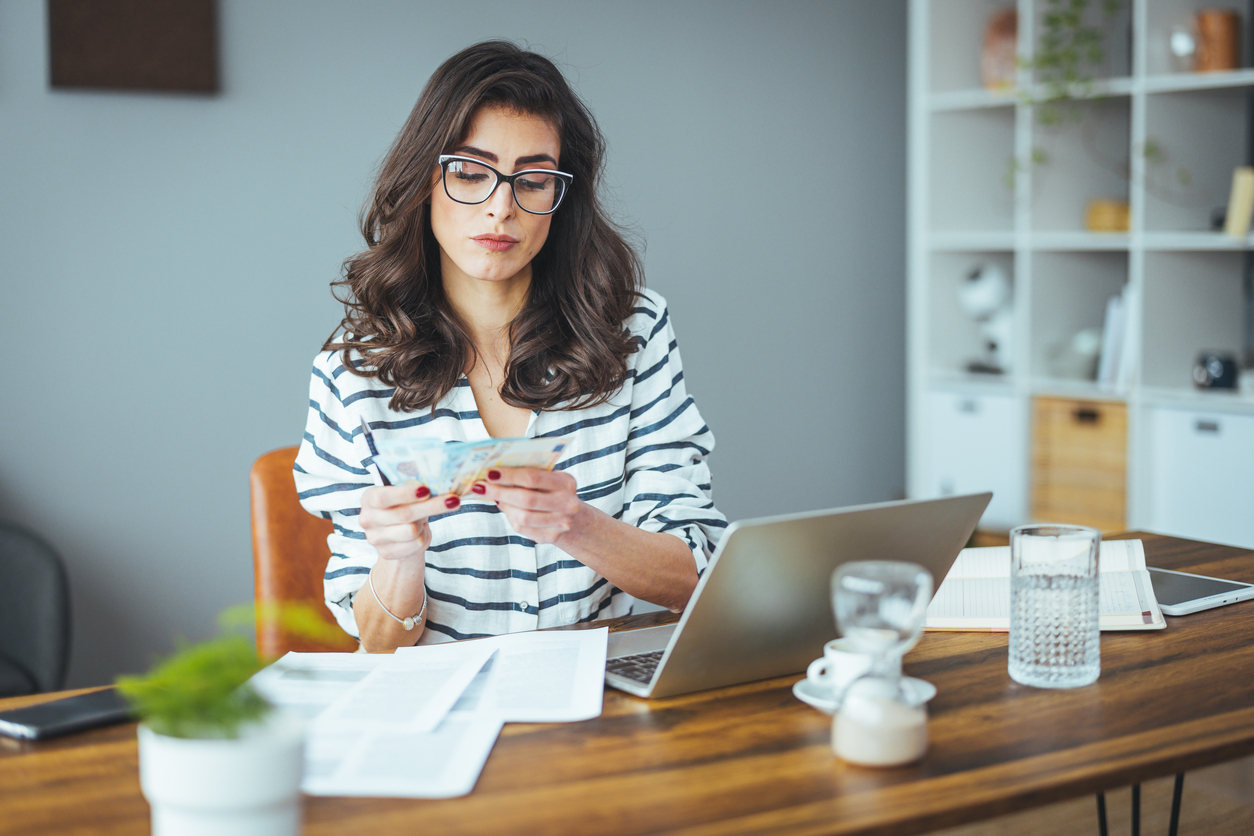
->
[359, 484, 461, 562]
[474, 467, 583, 545]
[355, 484, 460, 651]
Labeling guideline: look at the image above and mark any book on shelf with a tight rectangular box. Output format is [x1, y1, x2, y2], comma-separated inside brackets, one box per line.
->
[925, 539, 1166, 632]
[1096, 290, 1124, 386]
[1225, 166, 1254, 239]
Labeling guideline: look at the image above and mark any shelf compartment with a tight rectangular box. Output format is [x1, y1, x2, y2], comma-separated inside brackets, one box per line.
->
[1147, 406, 1254, 548]
[927, 0, 1018, 95]
[1141, 251, 1246, 389]
[1027, 0, 1132, 85]
[930, 108, 1016, 233]
[920, 388, 1027, 529]
[1030, 396, 1127, 533]
[1144, 1, 1252, 77]
[1143, 87, 1251, 233]
[1029, 251, 1128, 383]
[927, 250, 1016, 378]
[1029, 97, 1131, 232]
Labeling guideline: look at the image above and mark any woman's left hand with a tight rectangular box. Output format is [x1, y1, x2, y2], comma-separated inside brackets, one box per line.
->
[474, 467, 584, 545]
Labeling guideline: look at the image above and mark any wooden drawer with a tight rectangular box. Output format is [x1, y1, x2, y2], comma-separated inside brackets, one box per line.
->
[1030, 396, 1127, 532]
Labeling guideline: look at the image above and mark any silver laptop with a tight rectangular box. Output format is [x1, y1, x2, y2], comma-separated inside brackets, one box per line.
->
[604, 492, 991, 698]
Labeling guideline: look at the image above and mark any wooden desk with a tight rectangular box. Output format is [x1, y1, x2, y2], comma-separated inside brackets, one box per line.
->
[3, 532, 1253, 835]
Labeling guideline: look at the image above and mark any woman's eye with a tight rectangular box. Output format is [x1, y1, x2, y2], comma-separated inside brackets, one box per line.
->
[516, 176, 552, 192]
[454, 171, 490, 183]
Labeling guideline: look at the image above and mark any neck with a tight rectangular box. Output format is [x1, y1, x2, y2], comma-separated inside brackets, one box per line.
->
[443, 267, 531, 365]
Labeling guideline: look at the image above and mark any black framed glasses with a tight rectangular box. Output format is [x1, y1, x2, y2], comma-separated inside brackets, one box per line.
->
[438, 154, 573, 215]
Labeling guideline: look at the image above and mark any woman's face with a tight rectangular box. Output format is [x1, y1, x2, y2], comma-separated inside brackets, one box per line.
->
[430, 105, 561, 294]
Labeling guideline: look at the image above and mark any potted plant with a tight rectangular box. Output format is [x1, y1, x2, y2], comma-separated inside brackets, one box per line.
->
[116, 604, 339, 836]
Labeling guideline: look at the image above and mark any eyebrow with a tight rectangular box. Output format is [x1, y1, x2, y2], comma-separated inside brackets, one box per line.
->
[455, 145, 558, 168]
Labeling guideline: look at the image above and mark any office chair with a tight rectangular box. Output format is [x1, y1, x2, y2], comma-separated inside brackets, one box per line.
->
[0, 523, 71, 696]
[251, 446, 357, 656]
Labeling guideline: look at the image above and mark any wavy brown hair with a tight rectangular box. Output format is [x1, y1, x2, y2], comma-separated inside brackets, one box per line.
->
[325, 40, 642, 413]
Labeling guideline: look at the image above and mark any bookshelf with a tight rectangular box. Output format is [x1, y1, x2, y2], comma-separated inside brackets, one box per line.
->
[908, 0, 1254, 547]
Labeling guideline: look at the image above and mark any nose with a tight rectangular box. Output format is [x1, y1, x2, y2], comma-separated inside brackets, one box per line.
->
[484, 177, 517, 218]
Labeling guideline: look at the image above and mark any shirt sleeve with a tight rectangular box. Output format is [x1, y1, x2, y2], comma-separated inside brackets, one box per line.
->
[292, 350, 381, 639]
[617, 295, 728, 573]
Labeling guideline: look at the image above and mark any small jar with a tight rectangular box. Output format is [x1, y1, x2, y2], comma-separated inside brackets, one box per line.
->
[832, 675, 928, 767]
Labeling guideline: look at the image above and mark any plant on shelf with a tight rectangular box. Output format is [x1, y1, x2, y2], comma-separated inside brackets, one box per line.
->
[1004, 0, 1124, 188]
[1021, 0, 1123, 126]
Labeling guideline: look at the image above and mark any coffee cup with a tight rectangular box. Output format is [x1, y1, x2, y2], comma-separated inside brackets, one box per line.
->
[805, 638, 899, 697]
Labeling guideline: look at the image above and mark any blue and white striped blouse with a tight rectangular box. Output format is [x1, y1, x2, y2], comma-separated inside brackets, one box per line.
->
[294, 289, 727, 643]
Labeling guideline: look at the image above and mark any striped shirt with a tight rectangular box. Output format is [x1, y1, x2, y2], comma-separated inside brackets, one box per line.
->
[294, 289, 727, 643]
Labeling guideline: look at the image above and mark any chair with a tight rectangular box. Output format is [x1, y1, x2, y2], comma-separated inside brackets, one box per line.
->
[0, 523, 71, 696]
[251, 446, 358, 656]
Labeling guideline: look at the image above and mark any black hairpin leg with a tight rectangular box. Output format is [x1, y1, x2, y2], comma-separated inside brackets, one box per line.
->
[1168, 772, 1185, 836]
[1096, 791, 1109, 836]
[1131, 783, 1140, 836]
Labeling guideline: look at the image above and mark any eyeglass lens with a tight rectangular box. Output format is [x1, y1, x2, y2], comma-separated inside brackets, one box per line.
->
[443, 159, 566, 214]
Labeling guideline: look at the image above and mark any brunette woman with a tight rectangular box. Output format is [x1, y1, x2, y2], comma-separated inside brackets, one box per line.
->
[295, 41, 725, 651]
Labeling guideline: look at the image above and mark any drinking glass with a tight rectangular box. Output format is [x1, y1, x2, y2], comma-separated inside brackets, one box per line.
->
[832, 561, 933, 682]
[1008, 524, 1101, 688]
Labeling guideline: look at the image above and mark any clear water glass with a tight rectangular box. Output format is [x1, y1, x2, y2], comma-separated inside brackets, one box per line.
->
[1008, 524, 1101, 689]
[832, 560, 933, 680]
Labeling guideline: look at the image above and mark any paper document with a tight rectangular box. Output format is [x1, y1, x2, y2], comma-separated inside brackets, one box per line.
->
[314, 642, 494, 733]
[249, 626, 608, 798]
[301, 716, 503, 798]
[252, 649, 501, 798]
[925, 539, 1166, 631]
[397, 626, 609, 722]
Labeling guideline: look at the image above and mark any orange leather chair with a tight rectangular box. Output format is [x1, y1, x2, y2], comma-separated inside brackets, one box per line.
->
[251, 446, 358, 656]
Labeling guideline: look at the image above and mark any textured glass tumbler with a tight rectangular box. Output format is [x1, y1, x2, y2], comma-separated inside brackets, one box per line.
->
[1008, 524, 1101, 688]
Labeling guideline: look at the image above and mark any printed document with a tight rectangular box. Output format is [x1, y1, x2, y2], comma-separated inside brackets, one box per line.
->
[925, 539, 1166, 631]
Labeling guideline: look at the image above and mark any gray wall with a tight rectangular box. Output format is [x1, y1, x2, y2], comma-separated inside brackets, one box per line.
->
[0, 0, 906, 687]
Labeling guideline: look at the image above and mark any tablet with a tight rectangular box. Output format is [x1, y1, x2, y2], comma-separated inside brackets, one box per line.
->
[0, 688, 133, 740]
[1147, 567, 1254, 616]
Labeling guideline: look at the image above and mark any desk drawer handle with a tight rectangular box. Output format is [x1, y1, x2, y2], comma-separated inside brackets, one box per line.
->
[1195, 420, 1220, 434]
[1073, 407, 1101, 424]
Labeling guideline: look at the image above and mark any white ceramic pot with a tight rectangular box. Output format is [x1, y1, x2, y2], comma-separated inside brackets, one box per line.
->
[137, 711, 305, 836]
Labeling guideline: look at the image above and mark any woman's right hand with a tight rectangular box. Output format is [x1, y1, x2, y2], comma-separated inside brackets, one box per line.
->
[359, 485, 460, 563]
[354, 485, 460, 651]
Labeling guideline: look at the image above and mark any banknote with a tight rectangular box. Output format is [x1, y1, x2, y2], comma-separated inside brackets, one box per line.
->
[372, 436, 572, 496]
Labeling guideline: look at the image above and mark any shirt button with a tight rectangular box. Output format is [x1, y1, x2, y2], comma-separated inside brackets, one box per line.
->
[519, 600, 529, 613]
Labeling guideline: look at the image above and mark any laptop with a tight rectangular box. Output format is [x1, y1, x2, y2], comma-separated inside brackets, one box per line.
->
[604, 492, 991, 698]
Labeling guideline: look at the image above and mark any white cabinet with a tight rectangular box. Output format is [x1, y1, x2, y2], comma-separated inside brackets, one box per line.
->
[1149, 407, 1254, 548]
[920, 390, 1026, 530]
[908, 0, 1254, 539]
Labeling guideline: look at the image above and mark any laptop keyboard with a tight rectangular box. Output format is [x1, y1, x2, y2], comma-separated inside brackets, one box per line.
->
[606, 650, 664, 684]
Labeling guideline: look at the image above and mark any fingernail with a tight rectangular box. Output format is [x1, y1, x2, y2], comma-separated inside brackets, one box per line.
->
[415, 486, 431, 499]
[487, 470, 501, 481]
[471, 482, 486, 495]
[444, 496, 460, 509]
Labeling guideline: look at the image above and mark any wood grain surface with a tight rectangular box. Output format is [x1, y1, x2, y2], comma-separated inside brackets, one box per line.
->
[2, 532, 1252, 836]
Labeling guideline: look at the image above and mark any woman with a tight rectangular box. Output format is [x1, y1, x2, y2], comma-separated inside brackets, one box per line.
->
[295, 41, 725, 651]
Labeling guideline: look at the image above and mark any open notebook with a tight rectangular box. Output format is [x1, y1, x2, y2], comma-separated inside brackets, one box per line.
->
[925, 539, 1166, 632]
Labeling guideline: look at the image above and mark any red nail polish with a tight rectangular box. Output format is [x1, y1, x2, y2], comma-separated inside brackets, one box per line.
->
[444, 496, 460, 509]
[471, 483, 486, 495]
[415, 486, 431, 499]
[487, 470, 501, 481]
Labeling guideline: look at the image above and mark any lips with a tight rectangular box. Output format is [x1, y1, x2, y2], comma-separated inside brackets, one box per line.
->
[472, 234, 518, 252]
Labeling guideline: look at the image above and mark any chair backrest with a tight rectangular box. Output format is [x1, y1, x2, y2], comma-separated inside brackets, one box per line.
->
[251, 446, 357, 656]
[0, 524, 71, 695]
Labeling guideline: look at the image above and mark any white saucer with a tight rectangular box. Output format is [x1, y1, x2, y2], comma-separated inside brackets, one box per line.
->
[792, 676, 937, 715]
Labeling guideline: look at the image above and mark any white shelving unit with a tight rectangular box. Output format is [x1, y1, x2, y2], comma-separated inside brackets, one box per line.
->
[908, 0, 1254, 546]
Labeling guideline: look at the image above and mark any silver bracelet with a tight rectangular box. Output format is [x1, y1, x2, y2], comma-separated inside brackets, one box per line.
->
[368, 572, 427, 631]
